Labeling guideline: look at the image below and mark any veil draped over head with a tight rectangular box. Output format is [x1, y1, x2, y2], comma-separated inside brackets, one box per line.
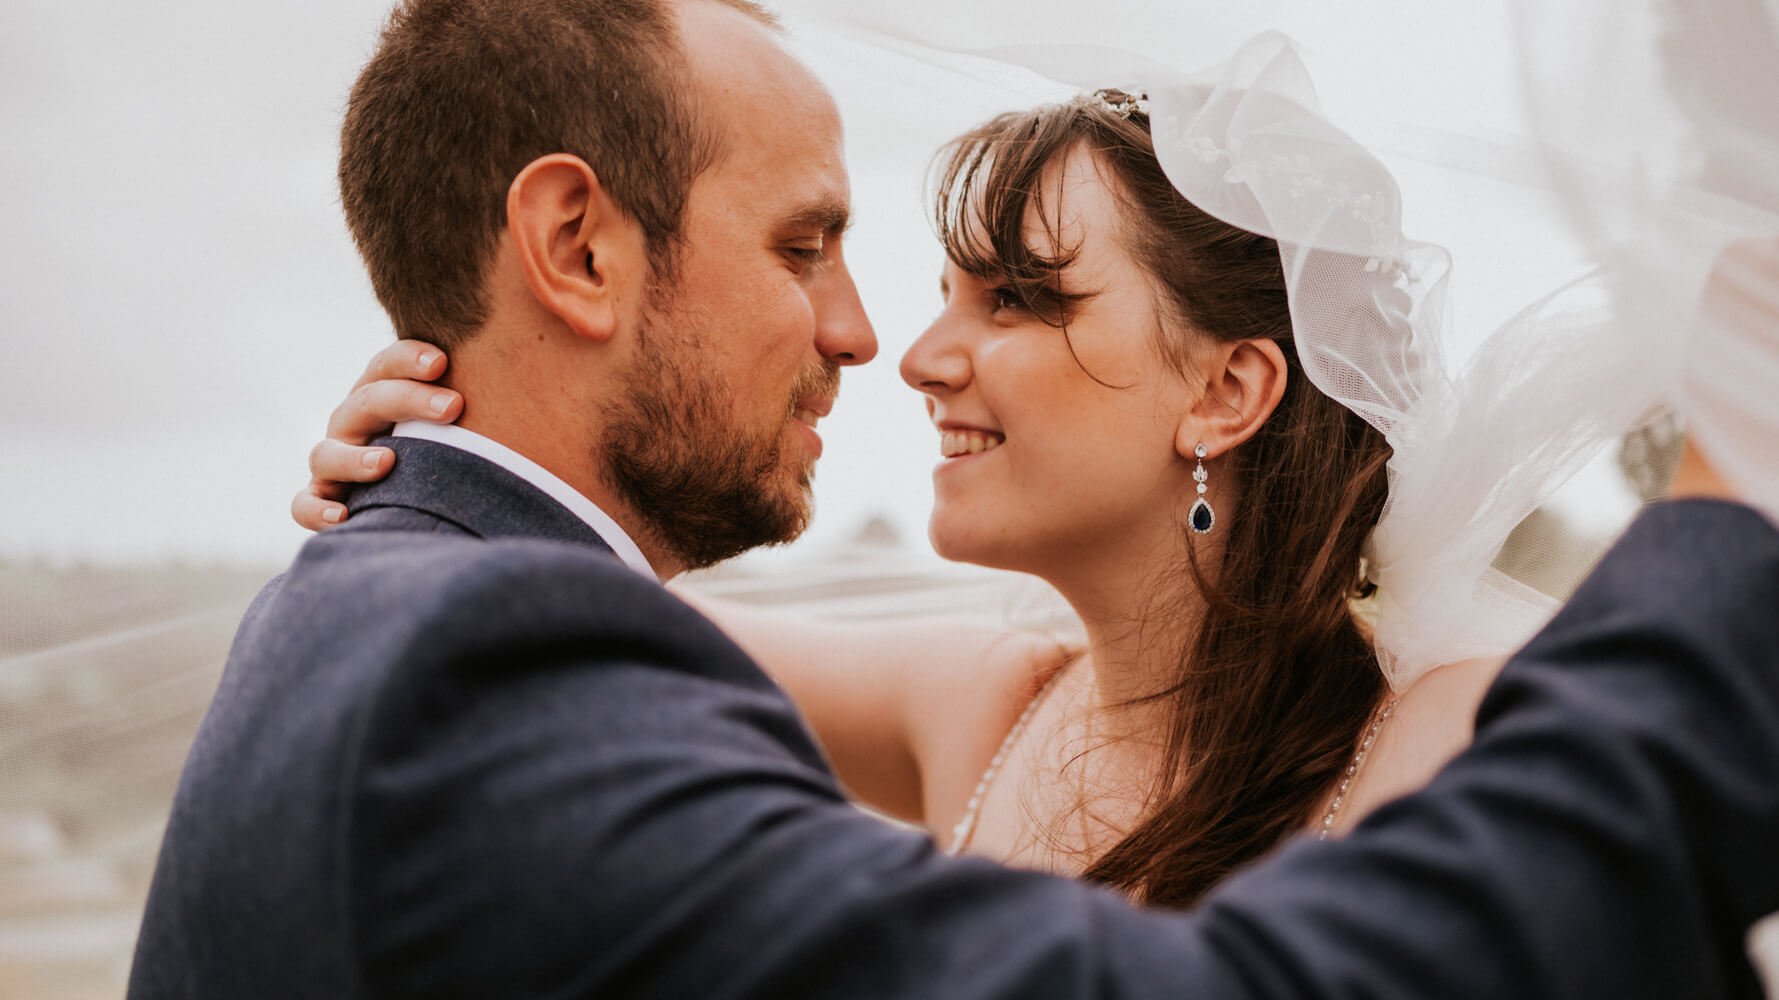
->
[1515, 0, 1779, 522]
[791, 0, 1779, 689]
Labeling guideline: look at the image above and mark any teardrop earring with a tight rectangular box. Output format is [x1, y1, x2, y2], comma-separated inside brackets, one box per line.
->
[1189, 443, 1216, 534]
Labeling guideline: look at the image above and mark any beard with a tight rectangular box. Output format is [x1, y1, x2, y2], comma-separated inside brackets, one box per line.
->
[599, 297, 840, 571]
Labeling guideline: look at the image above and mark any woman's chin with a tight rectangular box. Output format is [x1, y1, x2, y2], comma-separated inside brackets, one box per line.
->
[927, 515, 1018, 572]
[926, 519, 966, 563]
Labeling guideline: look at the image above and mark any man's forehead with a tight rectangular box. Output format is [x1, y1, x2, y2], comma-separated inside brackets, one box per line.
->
[678, 1, 835, 123]
[676, 2, 851, 225]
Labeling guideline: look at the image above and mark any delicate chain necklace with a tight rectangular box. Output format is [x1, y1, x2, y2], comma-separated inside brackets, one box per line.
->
[955, 680, 1401, 850]
[1318, 697, 1400, 840]
[946, 670, 1066, 856]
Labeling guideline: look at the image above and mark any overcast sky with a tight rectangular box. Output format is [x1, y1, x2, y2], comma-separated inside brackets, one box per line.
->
[0, 0, 1615, 566]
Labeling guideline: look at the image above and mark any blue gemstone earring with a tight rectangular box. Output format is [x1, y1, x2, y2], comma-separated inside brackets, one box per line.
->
[1189, 443, 1215, 534]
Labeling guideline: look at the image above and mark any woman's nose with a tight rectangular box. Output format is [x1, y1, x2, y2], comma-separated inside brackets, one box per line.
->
[899, 315, 971, 395]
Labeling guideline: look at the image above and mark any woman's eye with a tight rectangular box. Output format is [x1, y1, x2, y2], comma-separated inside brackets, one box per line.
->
[988, 287, 1024, 313]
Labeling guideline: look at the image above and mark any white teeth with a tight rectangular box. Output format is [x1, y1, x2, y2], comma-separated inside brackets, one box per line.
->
[940, 429, 1004, 458]
[794, 409, 819, 428]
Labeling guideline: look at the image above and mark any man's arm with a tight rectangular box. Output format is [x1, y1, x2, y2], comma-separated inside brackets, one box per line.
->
[1184, 498, 1779, 997]
[355, 501, 1779, 998]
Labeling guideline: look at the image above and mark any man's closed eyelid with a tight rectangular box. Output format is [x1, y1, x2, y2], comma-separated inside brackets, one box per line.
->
[783, 246, 830, 274]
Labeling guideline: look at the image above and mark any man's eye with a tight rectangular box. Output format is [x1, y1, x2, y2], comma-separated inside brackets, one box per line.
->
[785, 247, 827, 269]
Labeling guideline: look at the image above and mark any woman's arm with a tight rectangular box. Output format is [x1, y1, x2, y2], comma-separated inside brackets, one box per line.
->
[672, 587, 1064, 823]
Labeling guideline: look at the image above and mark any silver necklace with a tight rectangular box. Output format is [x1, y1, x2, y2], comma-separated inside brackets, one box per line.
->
[945, 670, 1065, 856]
[1319, 697, 1400, 840]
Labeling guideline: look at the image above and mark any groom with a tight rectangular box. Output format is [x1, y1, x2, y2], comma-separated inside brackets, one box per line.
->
[131, 0, 1779, 997]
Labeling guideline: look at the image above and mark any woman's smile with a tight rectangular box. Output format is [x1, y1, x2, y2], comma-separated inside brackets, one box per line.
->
[938, 427, 1005, 459]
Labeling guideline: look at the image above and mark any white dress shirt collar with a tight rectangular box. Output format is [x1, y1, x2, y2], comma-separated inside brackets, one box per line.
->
[391, 421, 657, 579]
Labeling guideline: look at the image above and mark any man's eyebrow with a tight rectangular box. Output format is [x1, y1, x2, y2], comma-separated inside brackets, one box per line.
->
[783, 199, 851, 235]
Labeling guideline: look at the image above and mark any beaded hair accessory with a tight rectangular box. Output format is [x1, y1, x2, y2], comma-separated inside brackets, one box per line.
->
[1082, 87, 1149, 119]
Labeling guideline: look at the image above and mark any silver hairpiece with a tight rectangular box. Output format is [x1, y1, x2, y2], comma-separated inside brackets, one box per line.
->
[1082, 88, 1149, 119]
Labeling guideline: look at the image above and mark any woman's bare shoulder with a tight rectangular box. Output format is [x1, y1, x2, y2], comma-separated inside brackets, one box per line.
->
[904, 626, 1083, 831]
[1337, 655, 1508, 831]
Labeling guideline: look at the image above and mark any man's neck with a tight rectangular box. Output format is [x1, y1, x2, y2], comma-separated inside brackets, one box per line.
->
[439, 333, 686, 583]
[456, 410, 684, 580]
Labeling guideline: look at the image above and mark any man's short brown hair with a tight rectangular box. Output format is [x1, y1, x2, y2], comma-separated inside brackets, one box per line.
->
[340, 0, 778, 347]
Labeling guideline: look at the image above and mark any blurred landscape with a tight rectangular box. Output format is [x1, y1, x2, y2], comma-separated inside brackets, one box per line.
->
[0, 538, 1064, 997]
[0, 562, 272, 998]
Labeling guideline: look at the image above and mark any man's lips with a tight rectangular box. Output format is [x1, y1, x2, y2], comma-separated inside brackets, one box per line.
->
[793, 396, 834, 429]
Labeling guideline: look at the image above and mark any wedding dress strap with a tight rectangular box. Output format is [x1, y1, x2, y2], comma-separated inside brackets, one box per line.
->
[943, 663, 1072, 856]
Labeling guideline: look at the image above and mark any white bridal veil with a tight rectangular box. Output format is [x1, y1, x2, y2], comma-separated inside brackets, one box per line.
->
[1516, 0, 1779, 520]
[791, 0, 1779, 689]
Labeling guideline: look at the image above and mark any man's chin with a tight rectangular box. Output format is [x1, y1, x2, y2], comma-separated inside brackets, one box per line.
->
[772, 429, 817, 490]
[768, 480, 815, 545]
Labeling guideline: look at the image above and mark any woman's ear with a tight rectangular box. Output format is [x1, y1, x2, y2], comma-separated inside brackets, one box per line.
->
[505, 154, 646, 343]
[1174, 338, 1289, 461]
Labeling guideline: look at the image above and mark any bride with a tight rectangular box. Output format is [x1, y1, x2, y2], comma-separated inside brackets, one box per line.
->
[294, 45, 1585, 906]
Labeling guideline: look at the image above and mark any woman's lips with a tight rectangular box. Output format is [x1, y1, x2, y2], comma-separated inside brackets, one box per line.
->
[939, 428, 1005, 458]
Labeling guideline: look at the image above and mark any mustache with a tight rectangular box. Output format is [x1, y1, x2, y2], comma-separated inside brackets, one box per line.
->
[788, 361, 842, 413]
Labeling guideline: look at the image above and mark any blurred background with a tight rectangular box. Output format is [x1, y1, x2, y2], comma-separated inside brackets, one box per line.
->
[0, 0, 1667, 995]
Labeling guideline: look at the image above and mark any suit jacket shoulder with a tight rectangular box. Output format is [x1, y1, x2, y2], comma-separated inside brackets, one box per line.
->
[129, 438, 835, 999]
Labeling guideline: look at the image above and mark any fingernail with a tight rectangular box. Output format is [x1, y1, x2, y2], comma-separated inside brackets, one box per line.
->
[322, 507, 344, 525]
[362, 449, 386, 471]
[418, 350, 440, 371]
[430, 394, 452, 416]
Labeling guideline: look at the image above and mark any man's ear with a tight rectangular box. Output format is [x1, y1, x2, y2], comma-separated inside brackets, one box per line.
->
[1174, 338, 1290, 462]
[506, 154, 645, 343]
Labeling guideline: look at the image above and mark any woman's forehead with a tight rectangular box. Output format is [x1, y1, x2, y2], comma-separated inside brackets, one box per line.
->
[950, 148, 1128, 271]
[1027, 147, 1125, 251]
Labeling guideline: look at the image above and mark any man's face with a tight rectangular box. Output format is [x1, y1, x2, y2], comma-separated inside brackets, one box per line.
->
[599, 2, 876, 570]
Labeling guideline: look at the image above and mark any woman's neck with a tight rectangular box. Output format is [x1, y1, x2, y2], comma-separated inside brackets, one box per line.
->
[1038, 517, 1219, 740]
[1076, 605, 1203, 741]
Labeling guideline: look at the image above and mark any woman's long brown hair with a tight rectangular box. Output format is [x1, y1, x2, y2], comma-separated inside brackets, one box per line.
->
[934, 95, 1394, 909]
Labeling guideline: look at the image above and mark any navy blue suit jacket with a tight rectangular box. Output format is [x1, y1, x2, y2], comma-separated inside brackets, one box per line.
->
[130, 436, 1779, 998]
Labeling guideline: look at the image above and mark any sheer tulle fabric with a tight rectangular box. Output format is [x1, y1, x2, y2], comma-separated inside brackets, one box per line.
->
[1516, 0, 1779, 525]
[813, 6, 1779, 689]
[1139, 35, 1593, 687]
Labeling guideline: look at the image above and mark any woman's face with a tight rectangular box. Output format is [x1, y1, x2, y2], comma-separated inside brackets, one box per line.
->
[899, 147, 1203, 579]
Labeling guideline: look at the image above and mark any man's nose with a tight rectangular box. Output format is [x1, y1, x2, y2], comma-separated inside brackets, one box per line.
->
[814, 265, 878, 367]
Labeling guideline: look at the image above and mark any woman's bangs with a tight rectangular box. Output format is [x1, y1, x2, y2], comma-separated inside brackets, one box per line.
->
[931, 109, 1090, 325]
